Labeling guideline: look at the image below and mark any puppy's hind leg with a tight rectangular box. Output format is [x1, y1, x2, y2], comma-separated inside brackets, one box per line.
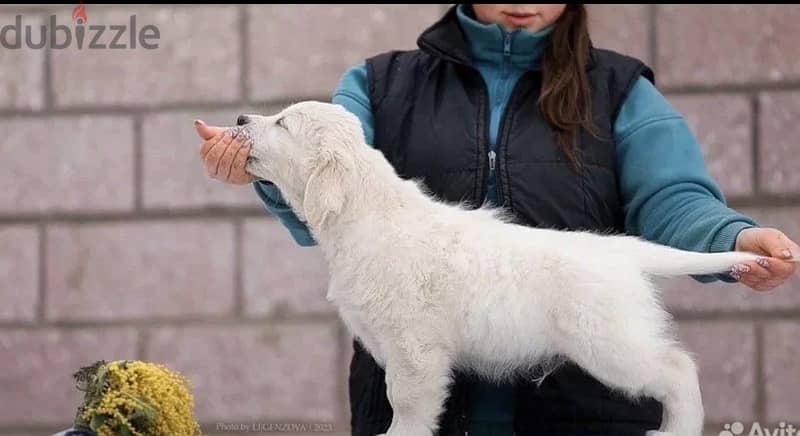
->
[555, 292, 703, 436]
[377, 341, 453, 436]
[568, 339, 702, 436]
[644, 346, 704, 436]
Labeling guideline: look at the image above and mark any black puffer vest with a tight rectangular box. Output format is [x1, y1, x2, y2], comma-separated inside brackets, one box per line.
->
[349, 5, 661, 436]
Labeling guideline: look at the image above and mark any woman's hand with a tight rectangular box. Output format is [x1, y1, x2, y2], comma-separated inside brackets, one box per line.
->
[195, 119, 256, 185]
[733, 227, 799, 291]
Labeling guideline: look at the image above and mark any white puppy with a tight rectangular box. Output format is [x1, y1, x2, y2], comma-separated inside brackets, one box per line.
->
[240, 101, 766, 436]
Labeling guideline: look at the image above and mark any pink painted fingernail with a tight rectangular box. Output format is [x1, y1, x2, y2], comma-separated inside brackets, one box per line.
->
[731, 264, 750, 274]
[731, 272, 742, 281]
[782, 249, 792, 259]
[757, 258, 769, 268]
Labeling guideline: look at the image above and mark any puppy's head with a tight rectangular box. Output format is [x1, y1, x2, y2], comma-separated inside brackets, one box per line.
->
[240, 101, 364, 229]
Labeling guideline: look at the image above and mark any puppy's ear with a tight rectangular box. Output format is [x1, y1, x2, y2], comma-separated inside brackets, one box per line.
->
[302, 146, 351, 229]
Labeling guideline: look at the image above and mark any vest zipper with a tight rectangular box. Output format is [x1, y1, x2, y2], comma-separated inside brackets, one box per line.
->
[489, 32, 517, 206]
[470, 70, 492, 203]
[487, 33, 511, 184]
[486, 33, 512, 202]
[473, 32, 520, 206]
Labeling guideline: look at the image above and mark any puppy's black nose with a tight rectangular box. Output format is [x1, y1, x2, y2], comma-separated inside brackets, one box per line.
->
[236, 115, 250, 126]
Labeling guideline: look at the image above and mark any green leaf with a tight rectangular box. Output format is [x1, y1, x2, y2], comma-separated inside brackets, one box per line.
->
[89, 413, 109, 431]
[117, 424, 132, 436]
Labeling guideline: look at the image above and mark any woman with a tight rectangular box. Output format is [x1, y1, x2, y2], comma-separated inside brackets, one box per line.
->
[196, 4, 798, 435]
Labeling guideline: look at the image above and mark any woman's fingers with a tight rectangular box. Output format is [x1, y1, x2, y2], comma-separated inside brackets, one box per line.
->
[764, 257, 798, 280]
[199, 131, 224, 161]
[760, 230, 800, 261]
[218, 132, 247, 181]
[205, 130, 235, 177]
[197, 122, 256, 184]
[731, 260, 768, 279]
[747, 260, 772, 280]
[736, 271, 768, 292]
[733, 257, 797, 292]
[731, 261, 766, 288]
[229, 140, 255, 184]
[194, 119, 224, 141]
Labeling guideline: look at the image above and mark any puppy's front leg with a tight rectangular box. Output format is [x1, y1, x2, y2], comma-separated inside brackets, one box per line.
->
[377, 343, 453, 436]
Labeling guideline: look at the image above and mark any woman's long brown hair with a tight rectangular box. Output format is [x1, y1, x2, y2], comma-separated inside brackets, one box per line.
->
[538, 4, 595, 169]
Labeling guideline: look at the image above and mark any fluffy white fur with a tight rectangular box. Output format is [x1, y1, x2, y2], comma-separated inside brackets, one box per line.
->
[242, 101, 766, 436]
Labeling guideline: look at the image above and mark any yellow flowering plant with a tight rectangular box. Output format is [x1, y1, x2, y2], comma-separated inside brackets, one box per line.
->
[70, 360, 201, 436]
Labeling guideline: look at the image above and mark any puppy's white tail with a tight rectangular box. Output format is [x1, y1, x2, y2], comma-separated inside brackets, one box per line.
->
[625, 238, 763, 277]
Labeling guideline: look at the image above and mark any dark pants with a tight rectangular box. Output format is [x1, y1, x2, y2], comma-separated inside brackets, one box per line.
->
[468, 421, 514, 436]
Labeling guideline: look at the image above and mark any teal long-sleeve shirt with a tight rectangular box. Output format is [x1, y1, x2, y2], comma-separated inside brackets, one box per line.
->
[253, 4, 758, 425]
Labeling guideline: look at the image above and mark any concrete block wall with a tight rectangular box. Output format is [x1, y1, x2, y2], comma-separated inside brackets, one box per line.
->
[0, 4, 798, 435]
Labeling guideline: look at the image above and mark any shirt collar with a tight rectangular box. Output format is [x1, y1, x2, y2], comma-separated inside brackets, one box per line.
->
[456, 4, 554, 69]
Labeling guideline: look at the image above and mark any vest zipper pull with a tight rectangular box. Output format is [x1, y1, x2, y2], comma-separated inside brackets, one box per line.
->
[488, 150, 496, 171]
[504, 34, 511, 57]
